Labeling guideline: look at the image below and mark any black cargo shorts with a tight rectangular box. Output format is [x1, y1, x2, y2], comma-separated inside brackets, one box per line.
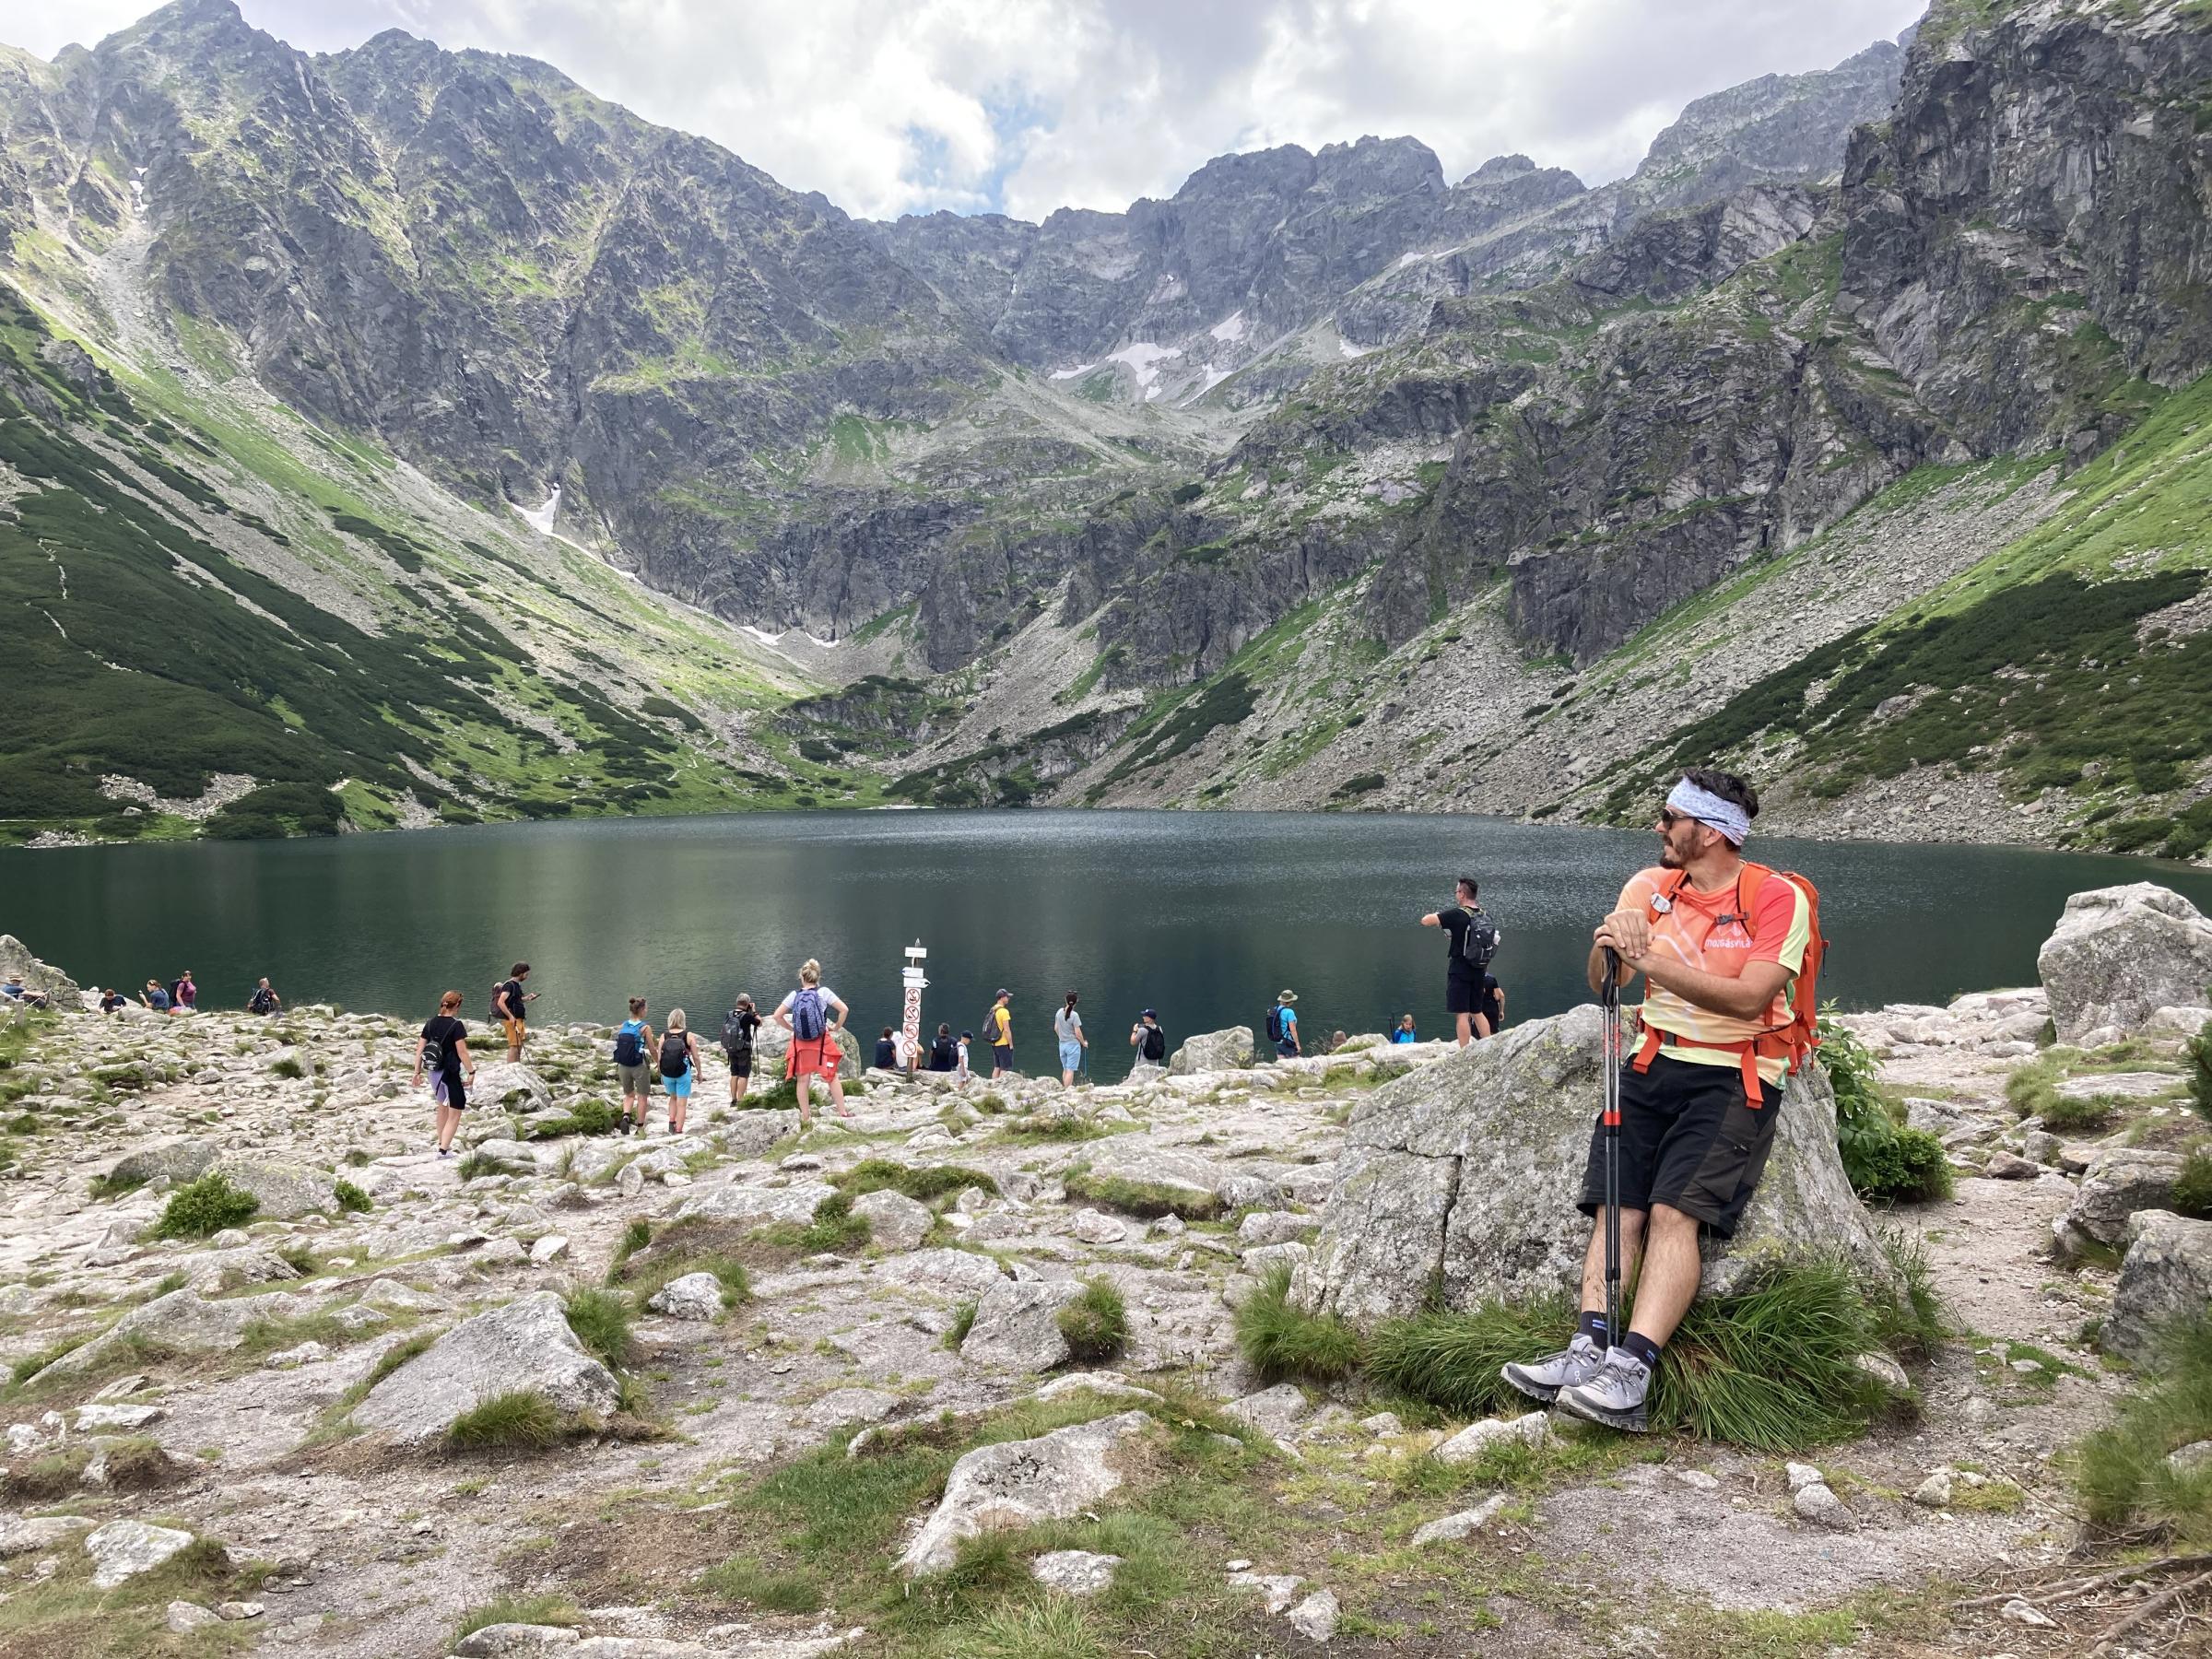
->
[1577, 1053, 1782, 1235]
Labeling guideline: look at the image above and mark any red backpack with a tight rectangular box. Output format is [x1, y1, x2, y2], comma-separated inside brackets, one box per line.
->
[1634, 861, 1827, 1102]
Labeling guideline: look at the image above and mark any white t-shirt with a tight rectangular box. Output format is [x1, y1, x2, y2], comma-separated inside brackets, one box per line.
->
[1053, 1007, 1082, 1042]
[776, 986, 840, 1020]
[890, 1030, 915, 1065]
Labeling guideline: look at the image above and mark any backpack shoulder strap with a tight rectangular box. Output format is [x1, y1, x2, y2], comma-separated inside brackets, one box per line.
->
[1735, 862, 1771, 938]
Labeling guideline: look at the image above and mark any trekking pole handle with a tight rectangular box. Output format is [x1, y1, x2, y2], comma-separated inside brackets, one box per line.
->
[1600, 946, 1621, 1009]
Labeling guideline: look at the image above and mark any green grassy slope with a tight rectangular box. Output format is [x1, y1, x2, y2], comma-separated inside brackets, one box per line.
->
[0, 283, 867, 843]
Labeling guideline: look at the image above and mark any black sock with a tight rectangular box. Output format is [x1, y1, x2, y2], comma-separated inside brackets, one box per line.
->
[1576, 1310, 1610, 1347]
[1621, 1329, 1663, 1371]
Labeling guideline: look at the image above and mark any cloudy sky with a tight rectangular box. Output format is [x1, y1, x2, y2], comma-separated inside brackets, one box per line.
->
[2, 0, 1926, 222]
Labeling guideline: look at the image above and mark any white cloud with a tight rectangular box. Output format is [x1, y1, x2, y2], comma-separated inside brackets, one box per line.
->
[0, 0, 1928, 222]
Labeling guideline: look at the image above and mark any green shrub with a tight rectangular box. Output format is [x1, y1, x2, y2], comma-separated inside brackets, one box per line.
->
[837, 1159, 997, 1202]
[2078, 1317, 2212, 1545]
[457, 1596, 580, 1643]
[270, 1055, 305, 1079]
[2172, 1147, 2212, 1220]
[564, 1288, 636, 1369]
[333, 1179, 372, 1214]
[2041, 1090, 2117, 1133]
[1817, 1012, 1952, 1202]
[1370, 1262, 1890, 1453]
[151, 1173, 260, 1239]
[447, 1389, 564, 1452]
[1056, 1278, 1128, 1362]
[1233, 1264, 1363, 1382]
[2189, 1018, 2212, 1124]
[947, 1300, 979, 1350]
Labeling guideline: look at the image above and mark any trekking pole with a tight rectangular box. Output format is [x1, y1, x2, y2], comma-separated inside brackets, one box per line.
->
[1600, 947, 1624, 1351]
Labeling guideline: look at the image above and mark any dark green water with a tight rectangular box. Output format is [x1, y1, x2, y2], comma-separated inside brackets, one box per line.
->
[6, 810, 2209, 1081]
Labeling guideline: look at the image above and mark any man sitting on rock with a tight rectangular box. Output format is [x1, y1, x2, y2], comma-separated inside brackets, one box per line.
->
[1502, 767, 1810, 1432]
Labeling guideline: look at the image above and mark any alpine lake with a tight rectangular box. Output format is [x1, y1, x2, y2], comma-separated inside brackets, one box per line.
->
[7, 809, 2211, 1082]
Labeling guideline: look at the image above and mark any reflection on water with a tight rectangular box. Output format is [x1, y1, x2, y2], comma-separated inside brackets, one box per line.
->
[6, 810, 2209, 1082]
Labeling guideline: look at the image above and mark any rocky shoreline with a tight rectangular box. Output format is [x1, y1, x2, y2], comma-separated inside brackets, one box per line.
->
[0, 883, 2206, 1655]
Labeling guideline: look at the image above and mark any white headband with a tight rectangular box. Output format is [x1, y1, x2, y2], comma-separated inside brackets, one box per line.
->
[1666, 777, 1750, 846]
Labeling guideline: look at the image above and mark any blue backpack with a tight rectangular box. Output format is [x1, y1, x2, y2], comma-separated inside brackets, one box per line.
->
[613, 1019, 646, 1066]
[791, 987, 827, 1041]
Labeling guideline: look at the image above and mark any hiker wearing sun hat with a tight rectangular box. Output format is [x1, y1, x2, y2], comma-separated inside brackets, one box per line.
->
[1265, 989, 1301, 1059]
[1502, 766, 1826, 1435]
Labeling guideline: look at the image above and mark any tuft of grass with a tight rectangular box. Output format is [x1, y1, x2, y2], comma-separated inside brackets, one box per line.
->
[455, 1594, 580, 1642]
[2172, 1146, 2212, 1220]
[1056, 1277, 1128, 1362]
[1370, 1262, 1890, 1453]
[699, 1556, 826, 1614]
[969, 1595, 1107, 1658]
[2078, 1317, 2212, 1544]
[87, 1170, 148, 1201]
[947, 1299, 979, 1350]
[2005, 1059, 2062, 1119]
[609, 1218, 751, 1310]
[524, 1099, 622, 1139]
[995, 1115, 1114, 1143]
[150, 1172, 259, 1239]
[748, 1192, 874, 1256]
[1872, 1228, 1947, 1362]
[332, 1179, 372, 1214]
[564, 1288, 636, 1369]
[836, 1159, 998, 1202]
[1233, 1263, 1364, 1382]
[269, 1055, 305, 1079]
[446, 1389, 564, 1453]
[2188, 1018, 2212, 1123]
[1062, 1167, 1222, 1220]
[2041, 1091, 2118, 1133]
[454, 1151, 508, 1182]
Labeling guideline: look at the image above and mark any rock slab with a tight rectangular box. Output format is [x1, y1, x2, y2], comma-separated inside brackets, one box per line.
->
[353, 1292, 621, 1443]
[2038, 883, 2212, 1042]
[2105, 1209, 2212, 1365]
[898, 1409, 1154, 1576]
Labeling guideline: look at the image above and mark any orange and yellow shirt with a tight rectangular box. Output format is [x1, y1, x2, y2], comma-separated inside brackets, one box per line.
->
[1619, 864, 1810, 1085]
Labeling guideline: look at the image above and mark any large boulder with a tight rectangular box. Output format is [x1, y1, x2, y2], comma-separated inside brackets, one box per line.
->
[351, 1292, 620, 1444]
[469, 1064, 551, 1114]
[1169, 1027, 1255, 1074]
[668, 1180, 836, 1230]
[2038, 884, 2212, 1042]
[0, 935, 78, 1003]
[84, 1520, 194, 1589]
[32, 1289, 308, 1383]
[103, 1139, 218, 1191]
[212, 1158, 335, 1219]
[2103, 1210, 2212, 1365]
[959, 1277, 1085, 1372]
[1291, 1006, 1898, 1324]
[897, 1410, 1156, 1576]
[2055, 1149, 2186, 1253]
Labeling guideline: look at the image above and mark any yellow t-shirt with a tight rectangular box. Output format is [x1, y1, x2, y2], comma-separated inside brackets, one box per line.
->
[1620, 865, 1810, 1085]
[991, 1006, 1012, 1047]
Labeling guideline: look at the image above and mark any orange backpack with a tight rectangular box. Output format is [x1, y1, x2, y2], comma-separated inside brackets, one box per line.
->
[1633, 860, 1827, 1102]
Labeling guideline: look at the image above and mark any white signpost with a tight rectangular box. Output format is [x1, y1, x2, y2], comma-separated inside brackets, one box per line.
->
[901, 941, 928, 1055]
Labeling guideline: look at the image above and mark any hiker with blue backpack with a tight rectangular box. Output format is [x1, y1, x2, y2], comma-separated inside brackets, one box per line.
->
[1421, 876, 1500, 1046]
[774, 959, 852, 1127]
[612, 997, 656, 1135]
[1500, 768, 1824, 1435]
[1265, 990, 1300, 1059]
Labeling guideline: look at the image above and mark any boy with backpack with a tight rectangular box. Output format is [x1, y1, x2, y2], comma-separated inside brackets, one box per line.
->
[1502, 768, 1820, 1434]
[1266, 990, 1300, 1059]
[723, 994, 760, 1104]
[1420, 877, 1500, 1046]
[612, 997, 656, 1135]
[773, 959, 851, 1127]
[1129, 1009, 1168, 1068]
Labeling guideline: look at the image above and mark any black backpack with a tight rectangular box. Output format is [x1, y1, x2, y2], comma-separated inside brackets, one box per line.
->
[723, 1007, 753, 1051]
[1265, 1006, 1287, 1043]
[421, 1024, 448, 1074]
[249, 986, 274, 1015]
[1459, 907, 1500, 971]
[1141, 1024, 1166, 1063]
[612, 1020, 646, 1066]
[659, 1030, 690, 1078]
[930, 1034, 957, 1070]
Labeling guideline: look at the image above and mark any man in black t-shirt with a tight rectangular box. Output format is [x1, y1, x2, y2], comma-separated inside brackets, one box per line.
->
[1419, 876, 1501, 1048]
[494, 962, 536, 1062]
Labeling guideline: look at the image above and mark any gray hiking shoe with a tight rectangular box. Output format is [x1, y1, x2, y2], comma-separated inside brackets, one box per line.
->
[1555, 1347, 1652, 1433]
[1500, 1332, 1605, 1404]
